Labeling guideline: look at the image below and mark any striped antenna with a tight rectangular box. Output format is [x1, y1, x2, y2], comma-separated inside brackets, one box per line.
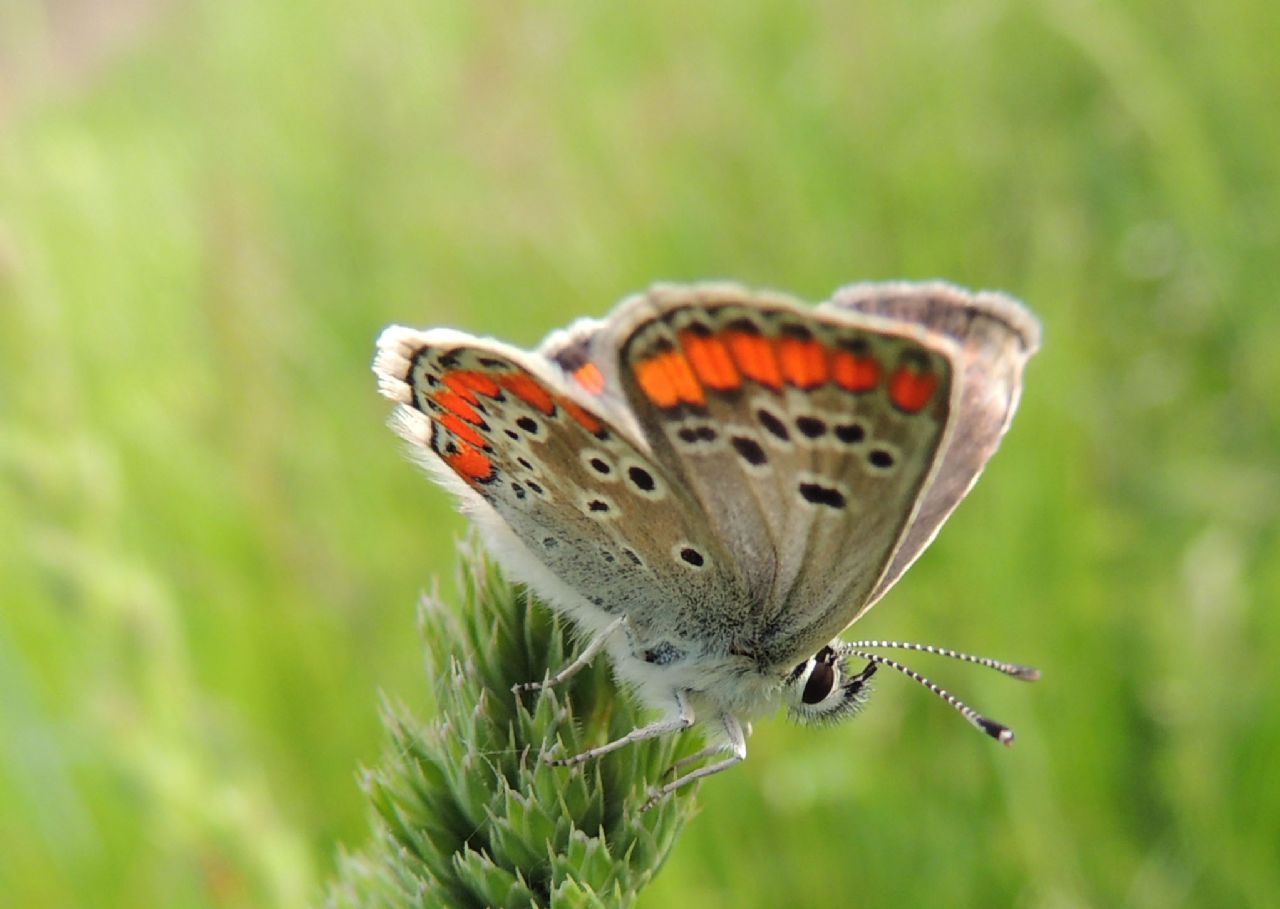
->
[839, 645, 1036, 745]
[843, 640, 1041, 681]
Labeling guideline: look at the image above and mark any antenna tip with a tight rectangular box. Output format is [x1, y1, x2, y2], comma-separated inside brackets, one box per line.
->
[979, 717, 1016, 746]
[1012, 665, 1042, 682]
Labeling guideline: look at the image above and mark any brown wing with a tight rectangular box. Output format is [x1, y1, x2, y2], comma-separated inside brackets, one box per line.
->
[588, 285, 957, 667]
[822, 282, 1040, 608]
[374, 325, 751, 654]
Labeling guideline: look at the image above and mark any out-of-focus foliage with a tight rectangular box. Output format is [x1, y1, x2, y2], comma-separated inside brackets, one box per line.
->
[1, 1, 1276, 907]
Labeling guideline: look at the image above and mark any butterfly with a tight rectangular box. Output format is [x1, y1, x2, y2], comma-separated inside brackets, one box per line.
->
[374, 282, 1040, 807]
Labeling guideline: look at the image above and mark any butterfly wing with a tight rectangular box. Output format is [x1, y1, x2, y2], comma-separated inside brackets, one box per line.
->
[373, 325, 751, 662]
[822, 282, 1040, 608]
[377, 281, 1039, 678]
[576, 285, 962, 667]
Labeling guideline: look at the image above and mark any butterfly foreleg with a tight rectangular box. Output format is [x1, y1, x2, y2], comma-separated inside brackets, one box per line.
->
[513, 615, 627, 695]
[548, 688, 695, 768]
[662, 743, 725, 778]
[642, 714, 747, 811]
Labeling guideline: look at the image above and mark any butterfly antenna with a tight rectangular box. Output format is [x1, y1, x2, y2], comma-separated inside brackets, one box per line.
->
[843, 640, 1040, 681]
[841, 647, 1020, 745]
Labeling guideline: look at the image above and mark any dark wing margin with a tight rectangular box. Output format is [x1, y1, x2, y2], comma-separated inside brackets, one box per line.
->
[822, 282, 1040, 608]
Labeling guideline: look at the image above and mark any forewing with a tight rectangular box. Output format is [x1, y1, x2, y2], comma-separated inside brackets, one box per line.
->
[373, 326, 749, 648]
[587, 285, 956, 666]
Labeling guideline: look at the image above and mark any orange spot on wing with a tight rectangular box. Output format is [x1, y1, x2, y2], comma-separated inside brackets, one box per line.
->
[724, 331, 783, 390]
[680, 331, 741, 391]
[572, 362, 605, 395]
[559, 397, 603, 434]
[664, 351, 705, 406]
[778, 338, 829, 388]
[499, 374, 556, 415]
[889, 365, 940, 413]
[635, 357, 680, 408]
[832, 351, 882, 392]
[444, 370, 502, 400]
[436, 413, 488, 449]
[445, 442, 494, 484]
[439, 374, 476, 404]
[434, 391, 484, 425]
[635, 351, 706, 408]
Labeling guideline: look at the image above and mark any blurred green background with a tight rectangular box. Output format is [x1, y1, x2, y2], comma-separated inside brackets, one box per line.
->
[2, 1, 1277, 906]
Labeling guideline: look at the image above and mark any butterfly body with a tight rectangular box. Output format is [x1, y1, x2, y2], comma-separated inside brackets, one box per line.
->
[375, 282, 1040, 797]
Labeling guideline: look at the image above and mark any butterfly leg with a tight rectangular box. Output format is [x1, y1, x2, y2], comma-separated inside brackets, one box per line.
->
[513, 616, 627, 694]
[661, 720, 752, 777]
[549, 689, 695, 768]
[662, 743, 724, 778]
[642, 714, 747, 811]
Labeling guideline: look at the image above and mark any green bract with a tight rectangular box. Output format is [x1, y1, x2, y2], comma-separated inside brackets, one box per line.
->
[327, 540, 700, 909]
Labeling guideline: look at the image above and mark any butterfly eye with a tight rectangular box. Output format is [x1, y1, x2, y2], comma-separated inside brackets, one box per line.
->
[801, 660, 836, 704]
[787, 645, 877, 725]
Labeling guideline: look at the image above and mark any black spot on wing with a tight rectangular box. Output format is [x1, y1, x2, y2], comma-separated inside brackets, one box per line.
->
[731, 436, 768, 466]
[835, 422, 865, 444]
[757, 409, 790, 441]
[799, 482, 846, 509]
[795, 416, 827, 439]
[677, 425, 718, 444]
[679, 547, 705, 567]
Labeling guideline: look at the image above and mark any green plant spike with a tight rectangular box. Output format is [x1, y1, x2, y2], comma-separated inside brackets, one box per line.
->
[326, 538, 702, 909]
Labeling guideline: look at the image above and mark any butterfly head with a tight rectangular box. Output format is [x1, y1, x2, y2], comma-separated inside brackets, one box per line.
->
[785, 642, 878, 725]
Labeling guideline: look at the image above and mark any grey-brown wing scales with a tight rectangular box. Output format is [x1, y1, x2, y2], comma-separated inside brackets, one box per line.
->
[587, 286, 957, 668]
[374, 326, 751, 656]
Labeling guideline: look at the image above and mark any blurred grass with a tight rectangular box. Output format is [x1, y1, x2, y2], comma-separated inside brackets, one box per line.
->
[1, 0, 1277, 906]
